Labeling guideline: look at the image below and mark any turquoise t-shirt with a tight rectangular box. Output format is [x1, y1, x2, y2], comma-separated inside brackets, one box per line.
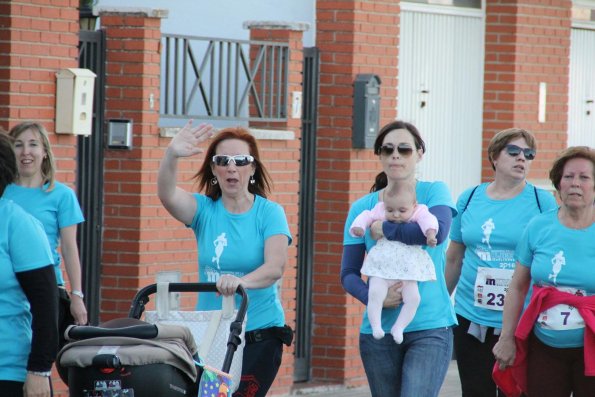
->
[450, 183, 557, 327]
[190, 194, 292, 332]
[516, 209, 595, 348]
[3, 182, 84, 285]
[0, 198, 53, 382]
[343, 180, 458, 333]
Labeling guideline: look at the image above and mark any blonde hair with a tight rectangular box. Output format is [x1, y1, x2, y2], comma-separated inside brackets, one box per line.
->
[9, 121, 56, 191]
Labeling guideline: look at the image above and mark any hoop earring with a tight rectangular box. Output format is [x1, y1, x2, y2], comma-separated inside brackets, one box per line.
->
[211, 177, 218, 186]
[250, 175, 255, 185]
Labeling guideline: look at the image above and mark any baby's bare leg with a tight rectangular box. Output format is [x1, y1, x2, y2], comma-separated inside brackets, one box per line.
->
[368, 277, 399, 339]
[390, 280, 420, 344]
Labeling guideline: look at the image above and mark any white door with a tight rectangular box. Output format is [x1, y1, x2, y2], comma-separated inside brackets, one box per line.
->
[397, 3, 485, 202]
[568, 25, 595, 148]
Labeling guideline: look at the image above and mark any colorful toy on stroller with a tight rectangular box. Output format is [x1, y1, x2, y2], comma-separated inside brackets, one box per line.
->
[57, 283, 248, 397]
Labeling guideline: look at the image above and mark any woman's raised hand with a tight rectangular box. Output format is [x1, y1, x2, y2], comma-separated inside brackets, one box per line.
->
[168, 120, 215, 158]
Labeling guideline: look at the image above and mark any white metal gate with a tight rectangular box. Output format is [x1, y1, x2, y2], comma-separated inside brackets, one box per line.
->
[568, 25, 595, 148]
[397, 3, 485, 201]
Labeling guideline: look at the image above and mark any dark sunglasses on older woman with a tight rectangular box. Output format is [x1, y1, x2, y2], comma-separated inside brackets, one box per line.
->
[505, 144, 536, 160]
[377, 143, 414, 157]
[212, 154, 254, 167]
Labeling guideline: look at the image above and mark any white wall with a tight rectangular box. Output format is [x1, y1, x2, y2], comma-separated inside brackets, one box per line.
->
[568, 25, 595, 148]
[95, 0, 316, 47]
[397, 4, 484, 202]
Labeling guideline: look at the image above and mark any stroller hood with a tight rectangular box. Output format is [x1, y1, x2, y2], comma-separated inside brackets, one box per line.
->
[58, 323, 198, 382]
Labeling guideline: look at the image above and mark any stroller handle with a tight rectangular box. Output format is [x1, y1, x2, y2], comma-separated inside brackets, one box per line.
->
[128, 282, 248, 320]
[127, 282, 248, 374]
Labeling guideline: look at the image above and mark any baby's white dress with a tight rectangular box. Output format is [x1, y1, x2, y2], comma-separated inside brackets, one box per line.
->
[361, 238, 436, 281]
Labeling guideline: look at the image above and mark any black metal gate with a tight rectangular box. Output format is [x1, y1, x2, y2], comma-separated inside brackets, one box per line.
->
[294, 47, 320, 382]
[77, 29, 106, 325]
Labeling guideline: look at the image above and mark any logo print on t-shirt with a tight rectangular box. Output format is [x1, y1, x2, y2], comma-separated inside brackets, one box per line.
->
[481, 218, 495, 249]
[548, 251, 566, 285]
[212, 232, 227, 269]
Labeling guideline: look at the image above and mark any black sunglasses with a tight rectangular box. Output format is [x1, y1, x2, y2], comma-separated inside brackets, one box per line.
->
[505, 144, 536, 160]
[377, 143, 414, 157]
[212, 154, 254, 167]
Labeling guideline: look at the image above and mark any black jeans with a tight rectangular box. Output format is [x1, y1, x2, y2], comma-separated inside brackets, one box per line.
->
[232, 338, 283, 397]
[453, 314, 505, 397]
[0, 381, 24, 397]
[0, 379, 53, 397]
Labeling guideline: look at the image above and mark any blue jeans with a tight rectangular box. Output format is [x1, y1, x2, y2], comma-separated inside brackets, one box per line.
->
[360, 327, 453, 397]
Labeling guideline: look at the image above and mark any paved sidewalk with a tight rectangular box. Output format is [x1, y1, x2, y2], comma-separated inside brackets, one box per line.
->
[285, 360, 461, 396]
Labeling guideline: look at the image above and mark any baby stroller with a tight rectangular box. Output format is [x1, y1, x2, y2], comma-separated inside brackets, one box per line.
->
[57, 283, 248, 397]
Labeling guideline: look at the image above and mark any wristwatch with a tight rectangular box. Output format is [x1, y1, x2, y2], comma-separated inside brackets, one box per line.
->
[70, 290, 84, 299]
[28, 370, 52, 377]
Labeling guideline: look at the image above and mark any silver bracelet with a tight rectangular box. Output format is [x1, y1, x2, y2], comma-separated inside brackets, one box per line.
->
[70, 290, 84, 299]
[28, 370, 52, 377]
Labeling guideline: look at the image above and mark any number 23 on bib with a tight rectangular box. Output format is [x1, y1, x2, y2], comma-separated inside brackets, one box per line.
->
[474, 267, 514, 311]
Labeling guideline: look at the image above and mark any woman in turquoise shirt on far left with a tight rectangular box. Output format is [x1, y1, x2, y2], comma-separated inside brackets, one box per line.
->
[0, 131, 58, 397]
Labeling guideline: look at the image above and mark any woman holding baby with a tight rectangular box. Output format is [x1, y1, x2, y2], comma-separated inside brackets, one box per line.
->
[340, 120, 457, 397]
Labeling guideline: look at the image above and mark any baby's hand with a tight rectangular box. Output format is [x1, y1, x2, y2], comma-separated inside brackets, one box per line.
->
[426, 229, 437, 247]
[351, 226, 365, 237]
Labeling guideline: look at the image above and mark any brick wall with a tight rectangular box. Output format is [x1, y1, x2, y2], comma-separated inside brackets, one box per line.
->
[483, 0, 572, 183]
[98, 11, 177, 318]
[0, 0, 79, 179]
[314, 0, 400, 387]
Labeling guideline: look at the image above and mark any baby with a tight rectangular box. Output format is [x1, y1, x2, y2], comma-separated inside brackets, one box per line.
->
[350, 182, 438, 343]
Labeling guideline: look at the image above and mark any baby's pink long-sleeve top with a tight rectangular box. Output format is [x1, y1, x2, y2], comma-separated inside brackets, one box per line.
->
[349, 201, 438, 237]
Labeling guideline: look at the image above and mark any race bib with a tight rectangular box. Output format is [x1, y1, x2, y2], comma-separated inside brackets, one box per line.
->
[537, 287, 586, 331]
[474, 267, 513, 311]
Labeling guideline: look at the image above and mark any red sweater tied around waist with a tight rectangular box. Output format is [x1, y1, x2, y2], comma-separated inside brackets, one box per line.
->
[492, 284, 595, 397]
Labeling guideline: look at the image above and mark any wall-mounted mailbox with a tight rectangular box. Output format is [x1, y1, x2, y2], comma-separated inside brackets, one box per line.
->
[107, 119, 133, 149]
[352, 74, 381, 149]
[55, 68, 96, 136]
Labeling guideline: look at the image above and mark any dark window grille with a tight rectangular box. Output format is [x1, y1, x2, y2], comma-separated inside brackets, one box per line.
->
[161, 34, 289, 122]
